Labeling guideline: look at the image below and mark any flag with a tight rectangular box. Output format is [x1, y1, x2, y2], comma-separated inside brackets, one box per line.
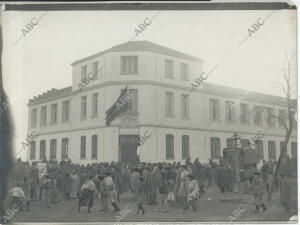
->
[105, 85, 130, 126]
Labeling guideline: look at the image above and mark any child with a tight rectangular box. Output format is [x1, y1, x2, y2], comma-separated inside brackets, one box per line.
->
[167, 177, 175, 206]
[158, 173, 169, 213]
[136, 176, 146, 215]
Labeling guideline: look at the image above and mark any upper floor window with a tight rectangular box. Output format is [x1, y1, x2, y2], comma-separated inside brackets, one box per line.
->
[209, 99, 220, 121]
[51, 103, 58, 124]
[266, 108, 275, 127]
[166, 134, 174, 159]
[182, 135, 190, 159]
[81, 96, 87, 119]
[81, 65, 87, 80]
[30, 141, 36, 160]
[181, 94, 189, 118]
[61, 138, 69, 160]
[240, 104, 249, 124]
[254, 106, 263, 126]
[92, 61, 99, 78]
[40, 106, 47, 126]
[124, 89, 138, 113]
[165, 92, 174, 117]
[62, 100, 70, 122]
[31, 108, 37, 128]
[121, 56, 138, 74]
[225, 101, 235, 123]
[165, 59, 174, 78]
[181, 63, 189, 81]
[92, 93, 98, 117]
[279, 109, 286, 128]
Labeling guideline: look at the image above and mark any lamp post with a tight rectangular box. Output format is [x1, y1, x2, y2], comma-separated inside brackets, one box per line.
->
[233, 132, 242, 195]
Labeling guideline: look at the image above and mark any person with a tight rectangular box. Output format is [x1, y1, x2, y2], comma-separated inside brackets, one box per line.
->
[250, 171, 266, 213]
[136, 176, 146, 215]
[9, 182, 26, 211]
[64, 173, 72, 200]
[71, 171, 80, 199]
[158, 173, 168, 213]
[98, 175, 108, 213]
[130, 168, 140, 200]
[167, 176, 175, 206]
[187, 174, 199, 211]
[43, 175, 54, 208]
[78, 175, 97, 213]
[178, 165, 189, 210]
[104, 172, 120, 212]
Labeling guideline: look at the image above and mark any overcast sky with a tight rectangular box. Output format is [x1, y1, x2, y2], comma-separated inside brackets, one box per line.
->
[2, 7, 297, 160]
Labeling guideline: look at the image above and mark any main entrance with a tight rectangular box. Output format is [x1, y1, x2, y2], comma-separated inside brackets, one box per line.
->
[119, 135, 140, 164]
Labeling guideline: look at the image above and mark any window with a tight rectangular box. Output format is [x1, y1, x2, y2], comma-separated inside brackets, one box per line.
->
[121, 56, 138, 74]
[266, 108, 275, 127]
[124, 89, 138, 113]
[92, 61, 99, 78]
[166, 134, 174, 159]
[268, 141, 276, 160]
[279, 109, 286, 128]
[80, 136, 86, 159]
[165, 60, 174, 78]
[291, 142, 297, 158]
[181, 94, 189, 118]
[31, 108, 37, 128]
[181, 63, 189, 81]
[240, 104, 249, 124]
[30, 141, 36, 160]
[254, 106, 263, 126]
[226, 138, 235, 148]
[165, 92, 174, 117]
[50, 139, 57, 160]
[209, 99, 220, 121]
[81, 65, 87, 80]
[225, 101, 235, 122]
[92, 135, 98, 159]
[280, 141, 287, 157]
[211, 137, 221, 159]
[40, 140, 46, 160]
[40, 106, 47, 126]
[51, 104, 58, 124]
[62, 100, 70, 122]
[182, 135, 190, 159]
[81, 96, 87, 119]
[255, 139, 264, 159]
[61, 138, 69, 160]
[92, 93, 98, 117]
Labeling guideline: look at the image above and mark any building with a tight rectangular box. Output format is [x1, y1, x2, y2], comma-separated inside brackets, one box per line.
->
[27, 41, 297, 164]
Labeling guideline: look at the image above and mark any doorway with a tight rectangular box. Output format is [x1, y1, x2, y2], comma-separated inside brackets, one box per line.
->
[119, 135, 140, 164]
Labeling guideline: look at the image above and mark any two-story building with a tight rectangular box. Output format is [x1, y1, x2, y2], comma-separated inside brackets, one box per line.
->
[27, 41, 297, 164]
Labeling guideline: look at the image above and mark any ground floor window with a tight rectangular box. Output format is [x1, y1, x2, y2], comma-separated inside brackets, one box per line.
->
[182, 135, 190, 159]
[92, 135, 98, 159]
[81, 136, 86, 159]
[40, 140, 46, 160]
[30, 141, 36, 160]
[50, 139, 57, 160]
[226, 138, 235, 148]
[291, 142, 297, 158]
[210, 137, 221, 159]
[61, 138, 69, 160]
[166, 134, 174, 159]
[255, 140, 264, 159]
[268, 141, 276, 160]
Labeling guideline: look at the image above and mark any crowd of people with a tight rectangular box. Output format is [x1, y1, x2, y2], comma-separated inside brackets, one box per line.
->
[4, 155, 297, 221]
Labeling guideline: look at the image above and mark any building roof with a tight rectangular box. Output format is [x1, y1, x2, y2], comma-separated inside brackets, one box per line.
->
[71, 40, 203, 65]
[28, 82, 293, 108]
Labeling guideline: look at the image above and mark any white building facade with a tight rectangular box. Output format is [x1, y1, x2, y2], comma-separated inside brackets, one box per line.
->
[27, 41, 297, 164]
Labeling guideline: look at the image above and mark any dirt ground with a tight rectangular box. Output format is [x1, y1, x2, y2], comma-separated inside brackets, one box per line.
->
[8, 186, 293, 223]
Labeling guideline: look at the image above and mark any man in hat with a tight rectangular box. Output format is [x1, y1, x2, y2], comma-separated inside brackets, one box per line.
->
[250, 171, 266, 213]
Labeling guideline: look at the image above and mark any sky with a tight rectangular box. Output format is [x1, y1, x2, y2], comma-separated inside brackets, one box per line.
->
[1, 6, 297, 160]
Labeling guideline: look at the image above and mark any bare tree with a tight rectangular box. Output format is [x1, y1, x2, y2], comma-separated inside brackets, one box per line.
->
[267, 53, 297, 201]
